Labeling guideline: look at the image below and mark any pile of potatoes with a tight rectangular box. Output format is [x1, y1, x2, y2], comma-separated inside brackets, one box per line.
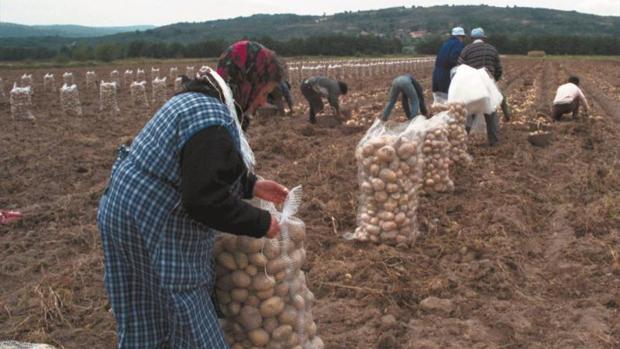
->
[214, 218, 324, 349]
[152, 77, 168, 105]
[10, 84, 34, 119]
[421, 120, 454, 193]
[353, 129, 423, 246]
[43, 74, 55, 93]
[63, 72, 74, 86]
[85, 72, 97, 90]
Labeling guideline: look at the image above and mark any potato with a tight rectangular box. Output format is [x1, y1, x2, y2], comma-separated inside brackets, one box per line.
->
[256, 288, 275, 300]
[286, 333, 301, 347]
[263, 317, 279, 334]
[259, 297, 285, 318]
[376, 145, 395, 162]
[292, 294, 306, 310]
[235, 252, 249, 269]
[379, 168, 397, 182]
[231, 270, 251, 288]
[264, 241, 281, 260]
[239, 305, 262, 331]
[306, 320, 317, 338]
[248, 329, 270, 347]
[252, 273, 276, 291]
[288, 219, 306, 243]
[218, 274, 235, 291]
[371, 178, 385, 191]
[249, 253, 268, 267]
[245, 264, 258, 276]
[278, 305, 298, 326]
[272, 325, 293, 342]
[216, 289, 232, 305]
[266, 257, 287, 275]
[237, 236, 264, 254]
[217, 252, 238, 271]
[229, 302, 241, 316]
[231, 288, 249, 303]
[246, 295, 260, 307]
[274, 283, 290, 297]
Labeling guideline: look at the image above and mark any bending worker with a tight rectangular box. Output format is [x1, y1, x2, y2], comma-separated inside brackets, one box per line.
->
[382, 74, 428, 121]
[300, 76, 348, 124]
[97, 41, 288, 348]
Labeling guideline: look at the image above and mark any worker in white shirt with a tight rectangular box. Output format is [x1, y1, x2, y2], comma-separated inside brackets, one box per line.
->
[552, 76, 589, 121]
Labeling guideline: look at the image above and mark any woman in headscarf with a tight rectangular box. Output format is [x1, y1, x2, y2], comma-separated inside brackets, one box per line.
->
[97, 41, 287, 348]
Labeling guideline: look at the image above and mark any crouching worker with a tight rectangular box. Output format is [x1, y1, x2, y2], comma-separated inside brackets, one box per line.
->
[382, 74, 428, 121]
[552, 76, 589, 121]
[97, 41, 288, 348]
[268, 80, 294, 115]
[300, 76, 348, 123]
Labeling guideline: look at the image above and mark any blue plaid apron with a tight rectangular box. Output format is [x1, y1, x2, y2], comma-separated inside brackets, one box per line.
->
[97, 92, 244, 348]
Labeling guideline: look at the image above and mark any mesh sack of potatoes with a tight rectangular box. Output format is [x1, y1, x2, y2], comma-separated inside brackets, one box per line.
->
[63, 72, 74, 86]
[0, 77, 6, 102]
[99, 81, 120, 115]
[186, 66, 195, 78]
[60, 84, 82, 116]
[349, 117, 426, 246]
[21, 74, 33, 88]
[136, 69, 146, 82]
[10, 84, 34, 119]
[110, 70, 121, 89]
[86, 71, 97, 90]
[151, 67, 160, 79]
[43, 74, 55, 93]
[169, 66, 178, 80]
[130, 81, 149, 108]
[214, 187, 324, 349]
[430, 103, 472, 166]
[152, 77, 168, 105]
[124, 70, 134, 87]
[421, 116, 454, 193]
[174, 77, 184, 93]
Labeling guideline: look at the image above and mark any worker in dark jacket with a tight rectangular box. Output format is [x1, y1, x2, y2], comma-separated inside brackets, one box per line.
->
[432, 27, 466, 105]
[300, 76, 348, 123]
[459, 28, 503, 146]
[382, 74, 428, 121]
[267, 80, 294, 115]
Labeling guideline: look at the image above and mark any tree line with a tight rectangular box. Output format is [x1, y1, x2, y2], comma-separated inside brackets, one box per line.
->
[0, 33, 617, 62]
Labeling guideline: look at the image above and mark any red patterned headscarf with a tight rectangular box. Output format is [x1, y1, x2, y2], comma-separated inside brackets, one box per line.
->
[216, 40, 284, 113]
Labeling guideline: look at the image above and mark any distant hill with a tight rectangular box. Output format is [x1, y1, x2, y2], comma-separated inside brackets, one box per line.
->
[0, 22, 156, 38]
[102, 5, 619, 44]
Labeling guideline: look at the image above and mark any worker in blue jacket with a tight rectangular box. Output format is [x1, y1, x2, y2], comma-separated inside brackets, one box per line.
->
[432, 27, 466, 105]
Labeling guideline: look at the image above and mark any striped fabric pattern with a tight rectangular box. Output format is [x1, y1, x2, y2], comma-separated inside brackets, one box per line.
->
[458, 41, 503, 81]
[97, 92, 243, 348]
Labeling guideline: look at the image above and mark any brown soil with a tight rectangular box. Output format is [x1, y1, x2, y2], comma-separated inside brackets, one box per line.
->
[1, 58, 619, 348]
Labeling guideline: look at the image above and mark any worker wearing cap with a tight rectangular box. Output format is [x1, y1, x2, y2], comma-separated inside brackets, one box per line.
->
[432, 27, 466, 105]
[459, 27, 503, 146]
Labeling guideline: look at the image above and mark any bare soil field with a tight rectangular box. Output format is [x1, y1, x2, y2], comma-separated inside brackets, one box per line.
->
[1, 57, 619, 348]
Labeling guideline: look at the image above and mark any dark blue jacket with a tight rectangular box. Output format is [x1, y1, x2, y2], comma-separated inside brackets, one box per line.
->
[432, 37, 464, 93]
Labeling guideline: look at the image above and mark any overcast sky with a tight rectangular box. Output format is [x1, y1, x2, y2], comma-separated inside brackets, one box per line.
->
[1, 0, 618, 26]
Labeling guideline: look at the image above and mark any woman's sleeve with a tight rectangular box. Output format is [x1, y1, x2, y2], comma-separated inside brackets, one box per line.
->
[180, 126, 271, 238]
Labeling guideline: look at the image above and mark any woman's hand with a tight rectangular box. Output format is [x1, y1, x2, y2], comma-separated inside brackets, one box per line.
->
[254, 179, 288, 204]
[266, 215, 280, 239]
